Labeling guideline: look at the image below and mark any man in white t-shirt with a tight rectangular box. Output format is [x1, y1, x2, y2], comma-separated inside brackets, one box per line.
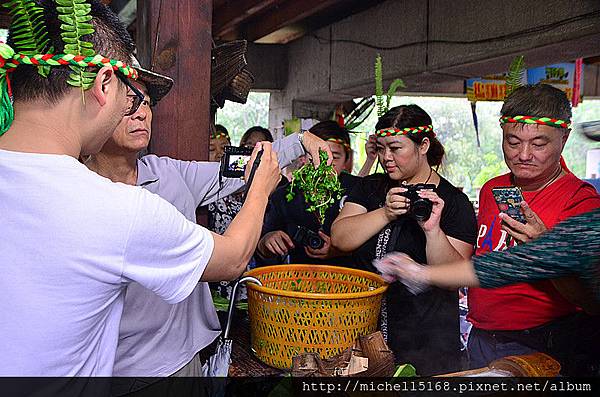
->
[0, 0, 280, 376]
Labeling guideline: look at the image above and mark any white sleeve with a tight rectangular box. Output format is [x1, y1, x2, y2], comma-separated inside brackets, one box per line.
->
[122, 189, 214, 304]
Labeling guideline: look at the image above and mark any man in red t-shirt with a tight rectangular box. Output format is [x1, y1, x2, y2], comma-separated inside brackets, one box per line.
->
[468, 84, 600, 374]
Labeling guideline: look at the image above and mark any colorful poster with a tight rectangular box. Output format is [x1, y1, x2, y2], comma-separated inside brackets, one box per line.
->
[466, 74, 510, 102]
[466, 60, 583, 104]
[527, 62, 583, 105]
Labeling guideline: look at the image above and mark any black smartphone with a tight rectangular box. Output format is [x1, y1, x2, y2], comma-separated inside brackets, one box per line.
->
[492, 186, 527, 224]
[220, 146, 253, 178]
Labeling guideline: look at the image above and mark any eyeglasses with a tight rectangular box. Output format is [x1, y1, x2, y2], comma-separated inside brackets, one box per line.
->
[116, 73, 145, 116]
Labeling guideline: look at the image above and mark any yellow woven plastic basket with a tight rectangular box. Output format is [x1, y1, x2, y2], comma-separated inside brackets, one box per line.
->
[245, 264, 388, 369]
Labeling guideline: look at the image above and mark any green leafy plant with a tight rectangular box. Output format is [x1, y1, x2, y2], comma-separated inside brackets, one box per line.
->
[375, 54, 405, 117]
[210, 290, 248, 311]
[286, 149, 343, 225]
[345, 97, 375, 131]
[289, 278, 303, 292]
[3, 0, 53, 77]
[392, 363, 417, 378]
[55, 0, 96, 91]
[506, 55, 526, 96]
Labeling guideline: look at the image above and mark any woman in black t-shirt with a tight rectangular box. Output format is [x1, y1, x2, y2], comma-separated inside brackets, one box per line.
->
[331, 105, 477, 375]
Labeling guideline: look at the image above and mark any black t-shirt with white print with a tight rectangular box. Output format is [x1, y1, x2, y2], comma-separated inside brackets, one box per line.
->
[345, 173, 477, 375]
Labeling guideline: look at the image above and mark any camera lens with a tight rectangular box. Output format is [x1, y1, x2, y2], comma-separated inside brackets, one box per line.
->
[308, 236, 324, 250]
[411, 198, 433, 222]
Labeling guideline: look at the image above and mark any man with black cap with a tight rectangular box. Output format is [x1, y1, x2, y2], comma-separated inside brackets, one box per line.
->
[86, 59, 333, 379]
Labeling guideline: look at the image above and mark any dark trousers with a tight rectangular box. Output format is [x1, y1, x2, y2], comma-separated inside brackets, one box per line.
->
[468, 313, 600, 376]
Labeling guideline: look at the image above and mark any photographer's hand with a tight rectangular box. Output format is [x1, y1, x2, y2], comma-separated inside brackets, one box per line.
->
[304, 231, 337, 259]
[302, 131, 333, 166]
[384, 187, 410, 221]
[417, 190, 444, 233]
[244, 142, 281, 196]
[258, 231, 295, 258]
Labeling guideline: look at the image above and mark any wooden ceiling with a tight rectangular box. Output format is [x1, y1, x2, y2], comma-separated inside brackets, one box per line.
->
[1, 0, 384, 45]
[213, 0, 386, 44]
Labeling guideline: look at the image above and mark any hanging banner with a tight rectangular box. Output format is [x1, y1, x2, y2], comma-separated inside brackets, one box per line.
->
[466, 61, 583, 104]
[527, 61, 583, 106]
[466, 74, 510, 102]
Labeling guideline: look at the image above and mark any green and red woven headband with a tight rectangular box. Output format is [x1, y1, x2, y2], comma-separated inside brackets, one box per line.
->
[499, 116, 571, 129]
[375, 125, 436, 138]
[0, 43, 138, 136]
[211, 132, 229, 140]
[0, 45, 138, 82]
[326, 137, 351, 151]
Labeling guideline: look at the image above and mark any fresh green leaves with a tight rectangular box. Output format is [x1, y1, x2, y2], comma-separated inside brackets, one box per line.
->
[375, 54, 384, 117]
[3, 0, 52, 77]
[286, 149, 343, 225]
[506, 55, 526, 97]
[289, 278, 303, 292]
[375, 54, 405, 117]
[211, 290, 248, 311]
[392, 363, 417, 377]
[55, 0, 96, 90]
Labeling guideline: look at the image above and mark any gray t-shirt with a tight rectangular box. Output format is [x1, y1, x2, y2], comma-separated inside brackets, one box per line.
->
[113, 134, 304, 376]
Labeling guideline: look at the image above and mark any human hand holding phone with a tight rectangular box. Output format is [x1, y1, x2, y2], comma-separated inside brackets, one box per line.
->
[499, 201, 548, 244]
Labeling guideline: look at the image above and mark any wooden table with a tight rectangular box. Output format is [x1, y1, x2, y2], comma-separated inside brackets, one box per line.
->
[226, 311, 286, 377]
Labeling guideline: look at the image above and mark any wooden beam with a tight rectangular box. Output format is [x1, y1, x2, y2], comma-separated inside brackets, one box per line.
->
[243, 0, 343, 42]
[213, 0, 282, 39]
[137, 0, 212, 163]
[0, 10, 11, 29]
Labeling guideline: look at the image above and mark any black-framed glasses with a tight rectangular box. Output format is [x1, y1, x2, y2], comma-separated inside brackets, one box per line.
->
[116, 73, 145, 116]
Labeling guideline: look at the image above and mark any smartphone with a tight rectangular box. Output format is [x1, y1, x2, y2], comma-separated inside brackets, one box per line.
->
[492, 186, 527, 224]
[220, 146, 253, 178]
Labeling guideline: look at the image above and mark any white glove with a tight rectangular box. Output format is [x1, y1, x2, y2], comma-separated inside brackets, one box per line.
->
[373, 252, 430, 295]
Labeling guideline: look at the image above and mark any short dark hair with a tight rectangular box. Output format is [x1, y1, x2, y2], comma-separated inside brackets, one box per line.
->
[215, 124, 229, 137]
[240, 126, 273, 145]
[375, 104, 445, 167]
[501, 84, 572, 123]
[9, 0, 135, 104]
[309, 120, 351, 157]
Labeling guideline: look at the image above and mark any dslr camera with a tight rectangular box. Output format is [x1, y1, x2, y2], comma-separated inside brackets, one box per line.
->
[220, 146, 253, 178]
[398, 183, 436, 222]
[293, 225, 325, 250]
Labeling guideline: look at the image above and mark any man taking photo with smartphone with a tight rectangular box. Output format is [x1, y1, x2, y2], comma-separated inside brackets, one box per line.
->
[468, 84, 600, 375]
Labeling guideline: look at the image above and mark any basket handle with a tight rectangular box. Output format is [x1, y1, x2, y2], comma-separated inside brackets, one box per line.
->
[224, 276, 262, 340]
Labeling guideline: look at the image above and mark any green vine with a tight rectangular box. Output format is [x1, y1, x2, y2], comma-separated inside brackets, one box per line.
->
[55, 0, 96, 91]
[3, 0, 53, 77]
[375, 54, 405, 117]
[286, 149, 343, 225]
[506, 55, 526, 96]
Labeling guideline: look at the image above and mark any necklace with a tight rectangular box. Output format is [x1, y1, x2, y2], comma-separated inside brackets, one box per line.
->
[513, 166, 563, 206]
[424, 167, 433, 184]
[403, 167, 433, 186]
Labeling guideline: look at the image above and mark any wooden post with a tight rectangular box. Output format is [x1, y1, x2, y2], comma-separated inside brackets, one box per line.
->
[136, 0, 212, 161]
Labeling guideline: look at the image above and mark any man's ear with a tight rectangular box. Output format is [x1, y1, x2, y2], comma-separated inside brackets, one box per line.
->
[561, 129, 571, 149]
[90, 66, 117, 107]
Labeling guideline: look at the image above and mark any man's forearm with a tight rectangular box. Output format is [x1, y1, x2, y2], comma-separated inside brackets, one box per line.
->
[202, 189, 269, 281]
